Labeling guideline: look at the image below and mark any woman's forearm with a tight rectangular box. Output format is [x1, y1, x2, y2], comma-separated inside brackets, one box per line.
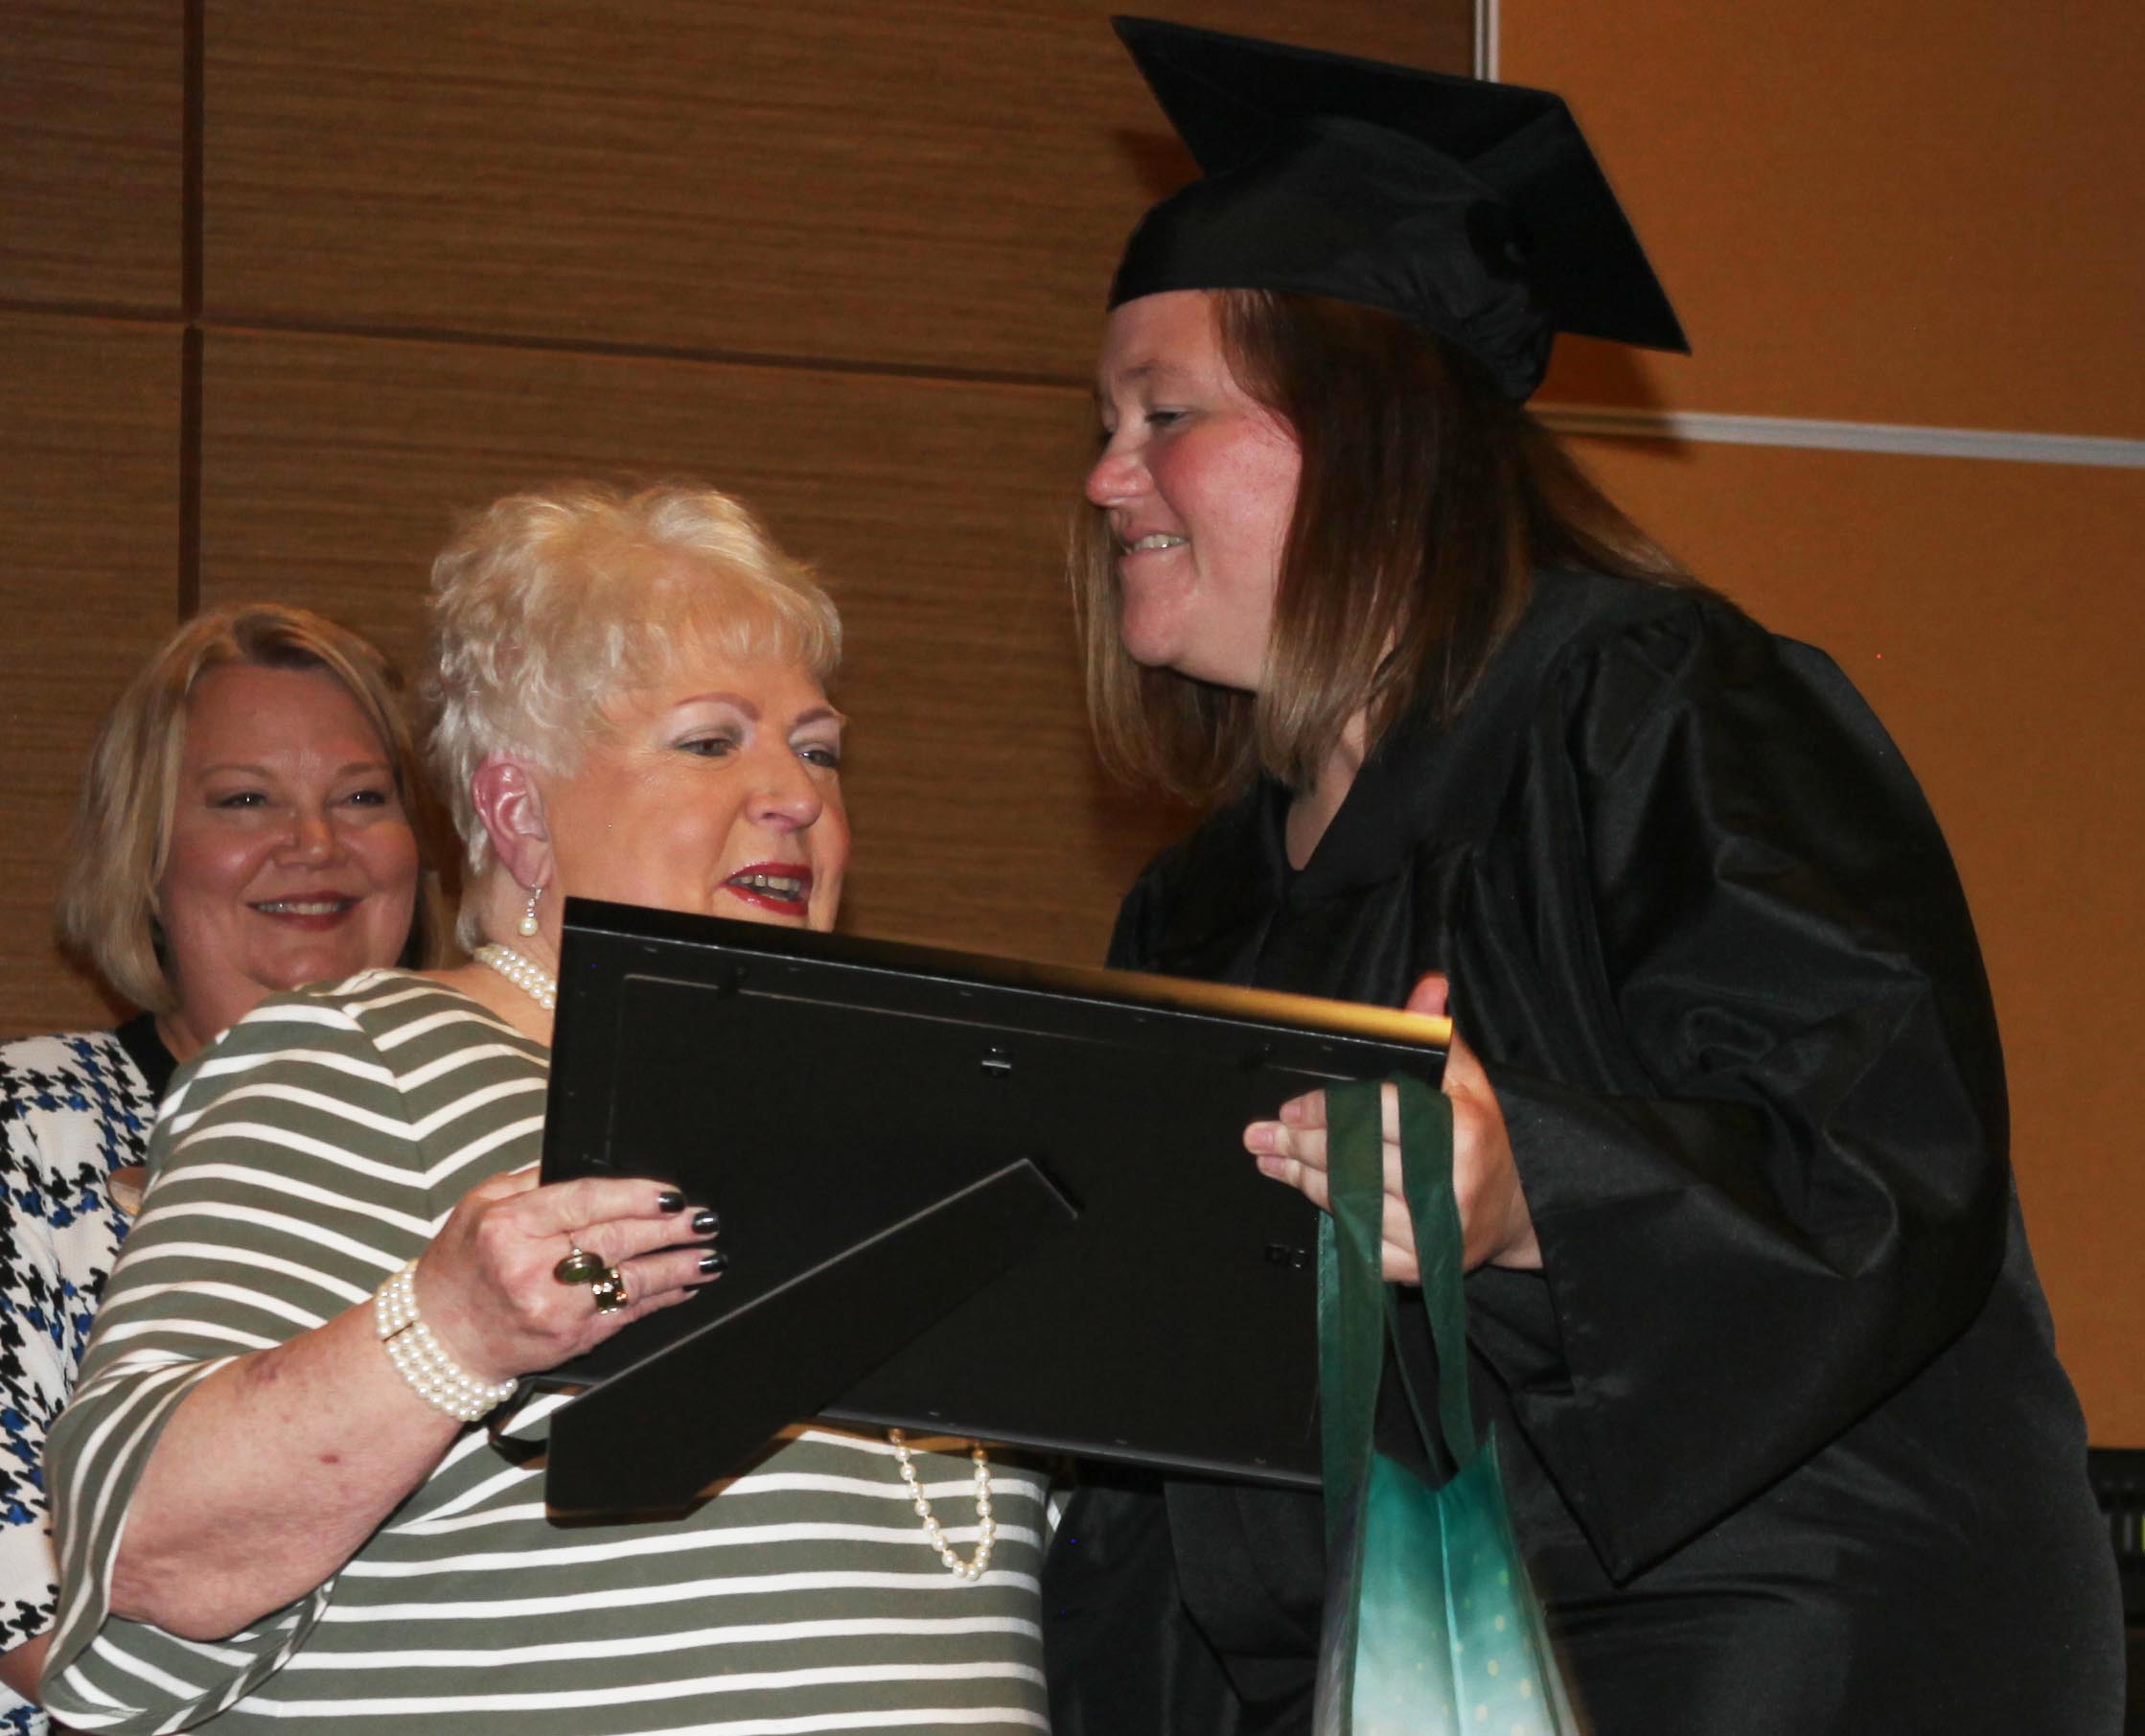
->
[109, 1303, 462, 1640]
[0, 1631, 49, 1701]
[99, 1171, 712, 1642]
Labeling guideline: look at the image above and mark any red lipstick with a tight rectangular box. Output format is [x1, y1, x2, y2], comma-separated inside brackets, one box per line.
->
[722, 861, 813, 917]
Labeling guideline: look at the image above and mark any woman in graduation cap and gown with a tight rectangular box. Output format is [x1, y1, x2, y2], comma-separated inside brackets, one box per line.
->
[1042, 18, 2125, 1736]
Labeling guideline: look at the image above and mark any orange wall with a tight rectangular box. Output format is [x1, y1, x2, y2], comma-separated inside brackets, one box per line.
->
[1506, 0, 2145, 1440]
[1515, 0, 2145, 436]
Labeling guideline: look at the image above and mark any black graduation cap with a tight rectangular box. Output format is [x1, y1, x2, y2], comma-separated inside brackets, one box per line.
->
[1107, 15, 1688, 401]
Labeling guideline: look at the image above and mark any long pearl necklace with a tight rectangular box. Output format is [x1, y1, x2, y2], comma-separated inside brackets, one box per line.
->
[473, 942, 558, 1012]
[888, 1430, 996, 1581]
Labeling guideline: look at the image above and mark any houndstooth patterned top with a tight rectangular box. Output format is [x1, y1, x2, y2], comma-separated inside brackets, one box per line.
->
[0, 1018, 171, 1736]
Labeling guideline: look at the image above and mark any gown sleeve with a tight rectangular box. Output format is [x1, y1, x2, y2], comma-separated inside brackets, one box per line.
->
[1467, 599, 2013, 1581]
[39, 996, 437, 1733]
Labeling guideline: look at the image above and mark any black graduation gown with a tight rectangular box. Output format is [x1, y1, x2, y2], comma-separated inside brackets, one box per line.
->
[1043, 570, 2124, 1735]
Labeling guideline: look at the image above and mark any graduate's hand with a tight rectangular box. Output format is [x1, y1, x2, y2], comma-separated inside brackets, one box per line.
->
[1245, 973, 1542, 1280]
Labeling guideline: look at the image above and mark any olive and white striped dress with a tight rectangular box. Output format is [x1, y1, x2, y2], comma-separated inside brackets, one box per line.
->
[43, 971, 1048, 1734]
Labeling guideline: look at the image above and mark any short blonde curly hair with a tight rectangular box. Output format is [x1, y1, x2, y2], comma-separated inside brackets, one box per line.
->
[427, 482, 841, 938]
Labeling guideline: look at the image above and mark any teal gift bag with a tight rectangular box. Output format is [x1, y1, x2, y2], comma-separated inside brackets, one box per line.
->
[1312, 1076, 1581, 1736]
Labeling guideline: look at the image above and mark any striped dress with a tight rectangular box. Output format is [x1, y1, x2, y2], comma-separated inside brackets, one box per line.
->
[42, 971, 1049, 1735]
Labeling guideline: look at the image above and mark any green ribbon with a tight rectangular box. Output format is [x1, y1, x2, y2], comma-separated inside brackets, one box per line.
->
[1315, 1076, 1580, 1736]
[1316, 1075, 1467, 1540]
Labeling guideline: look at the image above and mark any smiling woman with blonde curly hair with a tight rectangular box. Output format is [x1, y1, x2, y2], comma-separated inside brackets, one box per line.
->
[39, 482, 1049, 1736]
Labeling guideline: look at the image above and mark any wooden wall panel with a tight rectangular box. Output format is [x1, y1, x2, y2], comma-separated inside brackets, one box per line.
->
[195, 327, 1193, 966]
[0, 314, 184, 1038]
[1562, 432, 2145, 1440]
[1511, 0, 2145, 435]
[0, 0, 185, 312]
[200, 0, 1470, 380]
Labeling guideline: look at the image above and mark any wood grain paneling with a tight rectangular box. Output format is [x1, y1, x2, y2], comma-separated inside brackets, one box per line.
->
[1510, 0, 2145, 436]
[1562, 431, 2145, 1441]
[0, 0, 185, 312]
[196, 326, 1193, 966]
[0, 314, 184, 1038]
[200, 0, 1469, 380]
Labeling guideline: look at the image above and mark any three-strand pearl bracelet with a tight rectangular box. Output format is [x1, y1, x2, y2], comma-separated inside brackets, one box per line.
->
[374, 1261, 517, 1423]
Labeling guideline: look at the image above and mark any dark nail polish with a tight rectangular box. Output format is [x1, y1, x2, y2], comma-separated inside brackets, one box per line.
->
[698, 1248, 728, 1277]
[691, 1208, 721, 1236]
[657, 1190, 686, 1213]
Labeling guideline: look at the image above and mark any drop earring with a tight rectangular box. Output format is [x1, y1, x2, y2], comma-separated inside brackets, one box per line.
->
[518, 886, 542, 938]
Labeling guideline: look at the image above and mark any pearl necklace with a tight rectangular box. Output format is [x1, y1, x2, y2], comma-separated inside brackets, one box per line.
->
[473, 942, 558, 1012]
[888, 1430, 996, 1581]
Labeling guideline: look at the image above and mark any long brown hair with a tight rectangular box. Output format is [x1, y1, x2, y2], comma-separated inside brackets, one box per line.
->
[1075, 290, 1692, 802]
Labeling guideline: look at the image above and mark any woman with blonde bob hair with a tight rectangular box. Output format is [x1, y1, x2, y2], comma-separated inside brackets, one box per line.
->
[3, 604, 437, 1729]
[43, 482, 1050, 1735]
[58, 603, 450, 1016]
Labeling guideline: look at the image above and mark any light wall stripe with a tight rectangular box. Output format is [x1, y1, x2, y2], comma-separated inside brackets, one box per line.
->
[1491, 8, 2135, 473]
[1475, 0, 1501, 79]
[1540, 405, 2145, 470]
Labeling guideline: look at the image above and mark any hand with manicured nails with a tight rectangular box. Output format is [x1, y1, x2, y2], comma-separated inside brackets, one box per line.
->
[1244, 972, 1541, 1283]
[108, 1170, 723, 1640]
[416, 1173, 721, 1385]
